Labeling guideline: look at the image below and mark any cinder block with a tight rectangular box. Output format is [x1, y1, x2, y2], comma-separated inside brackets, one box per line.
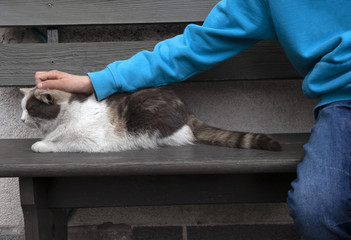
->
[68, 222, 133, 240]
[0, 235, 24, 240]
[132, 226, 183, 240]
[187, 224, 301, 240]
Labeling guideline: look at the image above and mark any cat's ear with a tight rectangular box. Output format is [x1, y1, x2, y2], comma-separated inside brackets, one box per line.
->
[40, 93, 55, 105]
[19, 88, 33, 95]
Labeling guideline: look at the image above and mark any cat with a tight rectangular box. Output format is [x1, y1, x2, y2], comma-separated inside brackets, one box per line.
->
[20, 87, 281, 153]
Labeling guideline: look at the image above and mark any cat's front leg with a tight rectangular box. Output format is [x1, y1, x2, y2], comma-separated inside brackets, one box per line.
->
[31, 141, 57, 153]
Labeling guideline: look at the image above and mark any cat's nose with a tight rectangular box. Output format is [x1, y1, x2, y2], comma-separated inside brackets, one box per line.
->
[21, 119, 25, 123]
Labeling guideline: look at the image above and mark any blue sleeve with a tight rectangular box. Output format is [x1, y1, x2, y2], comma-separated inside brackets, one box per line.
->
[88, 0, 277, 101]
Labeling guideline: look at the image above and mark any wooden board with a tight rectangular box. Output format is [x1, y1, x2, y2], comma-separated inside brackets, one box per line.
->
[0, 40, 300, 86]
[0, 133, 309, 177]
[44, 173, 297, 207]
[0, 0, 218, 26]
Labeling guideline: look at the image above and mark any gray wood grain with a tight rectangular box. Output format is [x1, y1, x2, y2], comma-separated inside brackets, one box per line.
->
[47, 28, 59, 43]
[0, 133, 309, 177]
[0, 0, 218, 26]
[0, 40, 299, 86]
[19, 178, 67, 240]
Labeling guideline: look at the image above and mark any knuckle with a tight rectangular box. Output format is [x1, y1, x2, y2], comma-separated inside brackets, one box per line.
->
[50, 70, 61, 78]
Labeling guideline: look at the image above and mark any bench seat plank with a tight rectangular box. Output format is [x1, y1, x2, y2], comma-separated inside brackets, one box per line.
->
[0, 41, 299, 86]
[0, 133, 309, 177]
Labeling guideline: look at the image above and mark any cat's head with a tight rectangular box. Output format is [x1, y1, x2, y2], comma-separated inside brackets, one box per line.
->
[19, 87, 72, 130]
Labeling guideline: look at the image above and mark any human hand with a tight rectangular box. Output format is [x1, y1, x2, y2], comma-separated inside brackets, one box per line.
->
[35, 70, 94, 95]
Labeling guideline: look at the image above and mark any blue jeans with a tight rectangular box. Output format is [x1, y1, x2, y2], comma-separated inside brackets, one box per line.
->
[287, 100, 351, 239]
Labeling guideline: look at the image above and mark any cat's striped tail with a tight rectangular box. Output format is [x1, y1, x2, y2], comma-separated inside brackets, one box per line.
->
[188, 116, 281, 151]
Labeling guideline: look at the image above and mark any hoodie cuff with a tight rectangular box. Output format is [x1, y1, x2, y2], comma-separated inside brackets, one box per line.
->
[87, 67, 118, 101]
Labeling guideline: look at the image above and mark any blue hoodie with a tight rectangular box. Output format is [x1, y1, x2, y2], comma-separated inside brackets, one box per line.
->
[88, 0, 351, 114]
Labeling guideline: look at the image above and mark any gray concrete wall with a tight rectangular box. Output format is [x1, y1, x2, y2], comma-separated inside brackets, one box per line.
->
[0, 26, 317, 239]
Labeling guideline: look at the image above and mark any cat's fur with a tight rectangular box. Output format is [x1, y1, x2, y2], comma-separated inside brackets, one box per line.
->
[20, 87, 281, 153]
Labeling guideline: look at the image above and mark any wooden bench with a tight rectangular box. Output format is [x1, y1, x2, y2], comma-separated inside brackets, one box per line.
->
[0, 1, 308, 239]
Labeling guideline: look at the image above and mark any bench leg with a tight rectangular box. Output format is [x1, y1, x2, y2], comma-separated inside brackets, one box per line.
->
[19, 178, 67, 240]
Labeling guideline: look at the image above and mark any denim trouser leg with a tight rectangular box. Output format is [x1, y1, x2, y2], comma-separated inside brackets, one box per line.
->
[287, 101, 351, 240]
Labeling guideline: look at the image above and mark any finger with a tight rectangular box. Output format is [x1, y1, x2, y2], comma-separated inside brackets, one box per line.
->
[35, 72, 46, 85]
[38, 79, 66, 91]
[35, 70, 62, 83]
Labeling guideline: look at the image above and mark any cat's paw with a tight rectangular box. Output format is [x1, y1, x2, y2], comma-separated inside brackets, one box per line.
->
[31, 141, 55, 153]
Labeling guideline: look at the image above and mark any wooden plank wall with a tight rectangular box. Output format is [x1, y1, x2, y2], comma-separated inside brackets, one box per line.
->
[0, 0, 218, 26]
[0, 0, 301, 86]
[0, 41, 300, 86]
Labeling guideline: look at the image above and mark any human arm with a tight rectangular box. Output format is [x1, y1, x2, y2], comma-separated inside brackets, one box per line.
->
[36, 0, 276, 98]
[88, 0, 276, 100]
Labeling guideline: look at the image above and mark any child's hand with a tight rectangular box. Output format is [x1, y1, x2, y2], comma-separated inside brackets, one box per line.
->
[35, 70, 94, 95]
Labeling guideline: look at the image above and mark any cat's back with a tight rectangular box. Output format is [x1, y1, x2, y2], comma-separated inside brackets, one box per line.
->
[105, 87, 192, 138]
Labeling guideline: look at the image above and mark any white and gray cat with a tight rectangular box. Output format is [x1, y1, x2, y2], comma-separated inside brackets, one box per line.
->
[20, 87, 281, 153]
